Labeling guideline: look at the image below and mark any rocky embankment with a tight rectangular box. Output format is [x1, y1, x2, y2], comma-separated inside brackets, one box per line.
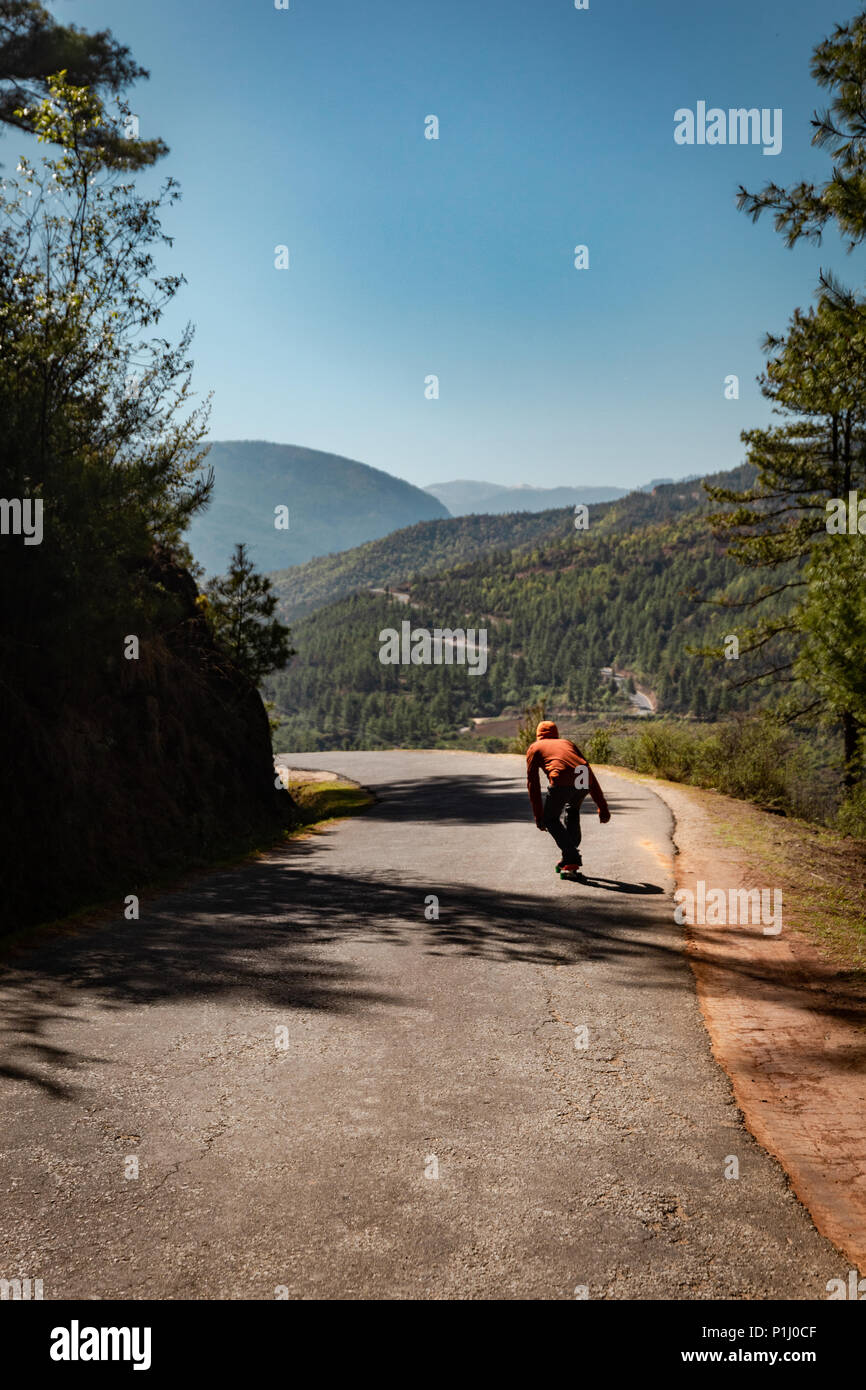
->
[2, 549, 292, 930]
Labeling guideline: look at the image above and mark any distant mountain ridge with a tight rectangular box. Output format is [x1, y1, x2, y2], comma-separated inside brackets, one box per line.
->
[264, 462, 761, 751]
[270, 508, 573, 623]
[271, 464, 754, 623]
[186, 441, 449, 575]
[424, 480, 627, 515]
[424, 475, 702, 516]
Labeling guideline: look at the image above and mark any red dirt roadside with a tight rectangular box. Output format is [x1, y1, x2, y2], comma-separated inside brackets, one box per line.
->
[611, 769, 866, 1277]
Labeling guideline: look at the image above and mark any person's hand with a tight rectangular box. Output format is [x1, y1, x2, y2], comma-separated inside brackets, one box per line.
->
[598, 807, 611, 824]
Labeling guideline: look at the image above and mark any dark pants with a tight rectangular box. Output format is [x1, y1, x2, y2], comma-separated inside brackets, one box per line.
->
[543, 787, 587, 862]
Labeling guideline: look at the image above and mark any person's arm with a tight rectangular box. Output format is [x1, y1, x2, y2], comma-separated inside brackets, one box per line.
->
[585, 762, 611, 823]
[526, 747, 545, 826]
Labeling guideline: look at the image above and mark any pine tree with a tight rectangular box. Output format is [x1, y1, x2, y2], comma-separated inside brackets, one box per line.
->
[0, 1, 167, 167]
[795, 537, 866, 785]
[205, 544, 295, 687]
[737, 12, 866, 259]
[704, 298, 866, 780]
[720, 9, 866, 782]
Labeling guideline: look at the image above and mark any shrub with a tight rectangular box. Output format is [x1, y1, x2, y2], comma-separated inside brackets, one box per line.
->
[511, 699, 547, 754]
[837, 784, 866, 840]
[584, 727, 613, 764]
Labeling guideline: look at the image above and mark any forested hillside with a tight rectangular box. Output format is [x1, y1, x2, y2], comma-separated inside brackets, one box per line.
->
[270, 465, 757, 623]
[266, 487, 774, 752]
[270, 508, 575, 622]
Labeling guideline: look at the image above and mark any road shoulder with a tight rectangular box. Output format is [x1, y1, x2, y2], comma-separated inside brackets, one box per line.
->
[605, 766, 866, 1277]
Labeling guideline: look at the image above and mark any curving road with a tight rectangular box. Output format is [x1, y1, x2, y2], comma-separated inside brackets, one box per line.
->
[0, 751, 843, 1299]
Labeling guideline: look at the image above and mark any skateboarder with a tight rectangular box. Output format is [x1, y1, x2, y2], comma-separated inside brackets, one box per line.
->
[525, 720, 610, 874]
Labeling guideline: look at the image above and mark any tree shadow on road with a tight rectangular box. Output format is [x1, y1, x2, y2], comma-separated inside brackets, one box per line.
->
[2, 823, 864, 1096]
[0, 830, 669, 1096]
[358, 773, 636, 826]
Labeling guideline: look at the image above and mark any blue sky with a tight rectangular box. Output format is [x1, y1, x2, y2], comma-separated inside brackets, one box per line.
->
[39, 0, 865, 490]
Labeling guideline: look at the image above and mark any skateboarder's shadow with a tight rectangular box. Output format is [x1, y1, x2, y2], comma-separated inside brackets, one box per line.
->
[574, 875, 664, 894]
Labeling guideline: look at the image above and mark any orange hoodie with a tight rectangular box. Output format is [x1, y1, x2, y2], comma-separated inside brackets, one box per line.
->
[526, 720, 609, 824]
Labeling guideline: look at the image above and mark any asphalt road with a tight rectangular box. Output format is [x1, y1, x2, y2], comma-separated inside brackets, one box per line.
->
[0, 751, 844, 1299]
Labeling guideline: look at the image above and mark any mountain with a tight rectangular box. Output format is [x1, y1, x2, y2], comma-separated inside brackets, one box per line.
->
[265, 463, 765, 751]
[270, 508, 575, 623]
[424, 475, 705, 517]
[186, 441, 449, 576]
[270, 471, 739, 623]
[425, 479, 628, 515]
[640, 474, 702, 492]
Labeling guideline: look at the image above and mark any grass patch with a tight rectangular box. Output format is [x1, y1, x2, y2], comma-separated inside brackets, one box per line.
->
[709, 806, 866, 972]
[615, 765, 866, 973]
[284, 777, 375, 827]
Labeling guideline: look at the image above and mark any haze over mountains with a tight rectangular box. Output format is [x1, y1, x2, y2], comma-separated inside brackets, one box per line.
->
[186, 441, 448, 575]
[424, 480, 629, 515]
[425, 477, 702, 516]
[185, 440, 702, 577]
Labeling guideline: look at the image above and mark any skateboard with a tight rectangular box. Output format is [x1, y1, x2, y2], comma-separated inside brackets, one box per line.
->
[556, 864, 583, 881]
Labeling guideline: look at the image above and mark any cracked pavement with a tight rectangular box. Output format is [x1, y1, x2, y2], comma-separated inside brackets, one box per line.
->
[0, 751, 846, 1298]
